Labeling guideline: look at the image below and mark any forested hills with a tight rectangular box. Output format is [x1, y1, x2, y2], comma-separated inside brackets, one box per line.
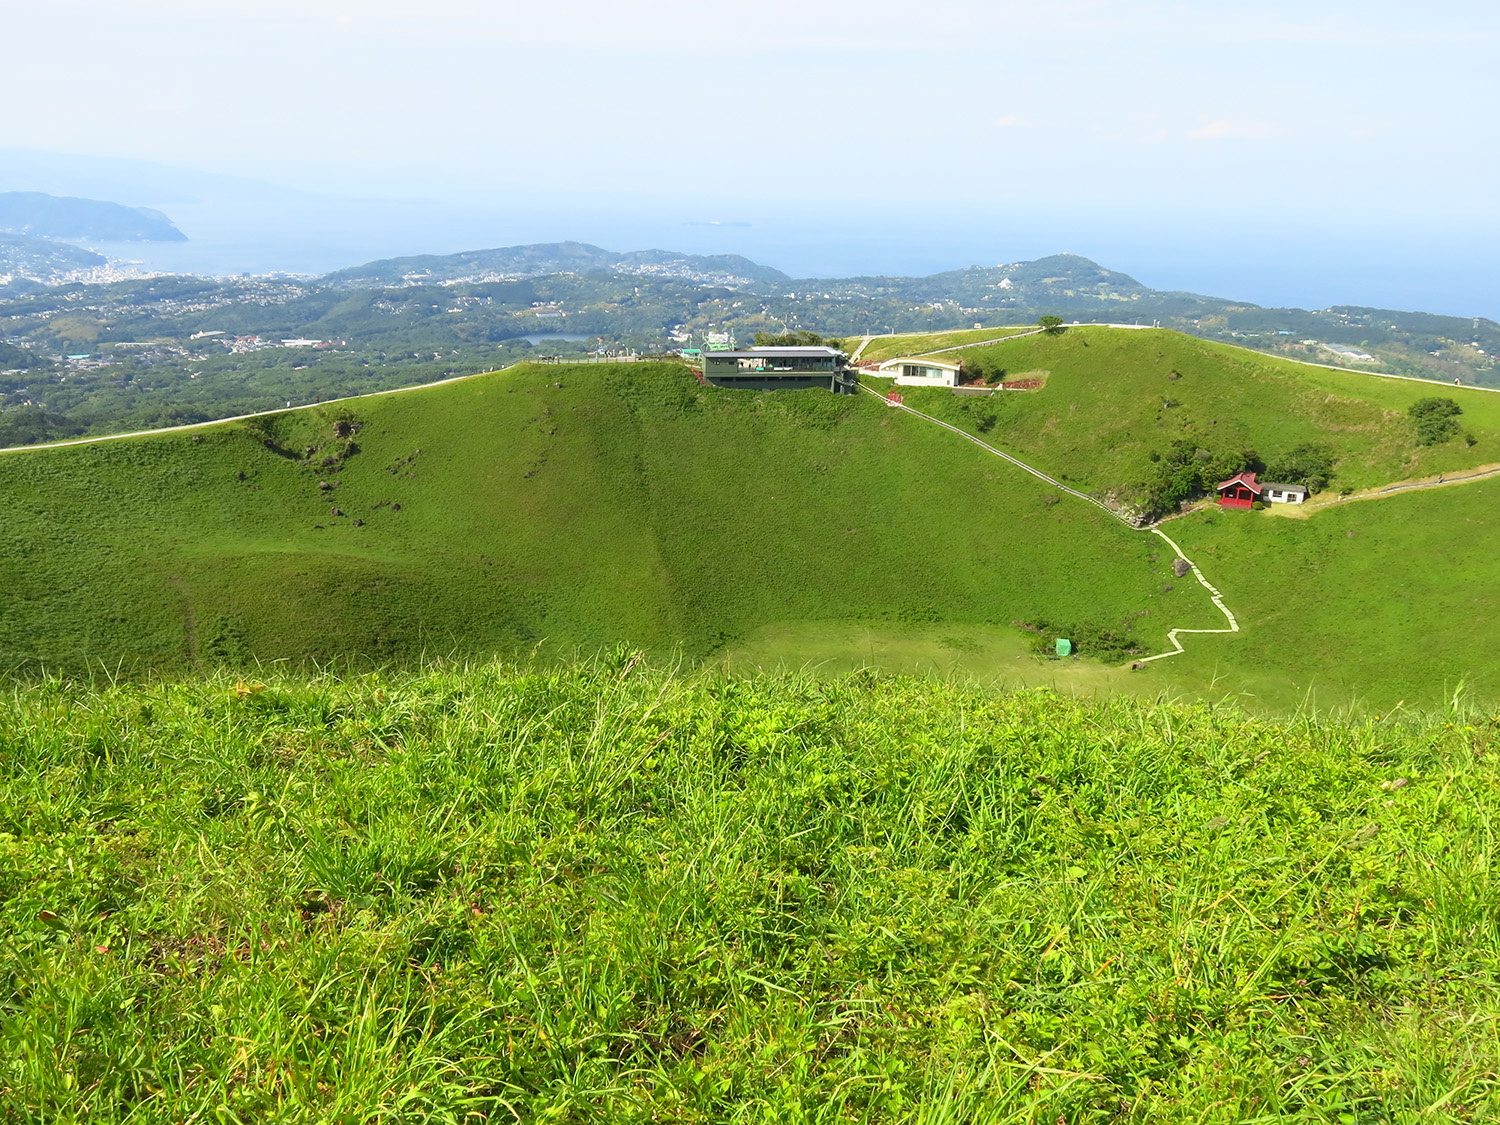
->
[2, 244, 1498, 450]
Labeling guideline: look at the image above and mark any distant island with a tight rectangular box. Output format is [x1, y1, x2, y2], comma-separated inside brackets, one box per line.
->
[321, 240, 788, 288]
[0, 191, 187, 242]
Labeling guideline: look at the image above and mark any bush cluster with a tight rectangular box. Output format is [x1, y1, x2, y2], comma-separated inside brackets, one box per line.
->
[751, 330, 830, 348]
[1021, 618, 1146, 661]
[1264, 442, 1337, 490]
[1409, 396, 1463, 445]
[1138, 439, 1262, 514]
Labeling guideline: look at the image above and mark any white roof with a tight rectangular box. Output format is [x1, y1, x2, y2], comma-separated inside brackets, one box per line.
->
[877, 355, 962, 372]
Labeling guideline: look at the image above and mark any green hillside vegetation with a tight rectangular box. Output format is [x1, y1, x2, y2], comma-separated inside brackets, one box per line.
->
[883, 328, 1500, 511]
[9, 328, 1500, 708]
[1162, 479, 1500, 706]
[853, 326, 1034, 365]
[6, 662, 1499, 1123]
[0, 360, 1208, 676]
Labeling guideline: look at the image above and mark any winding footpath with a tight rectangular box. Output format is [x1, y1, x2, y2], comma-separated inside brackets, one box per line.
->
[864, 386, 1240, 662]
[1132, 526, 1240, 664]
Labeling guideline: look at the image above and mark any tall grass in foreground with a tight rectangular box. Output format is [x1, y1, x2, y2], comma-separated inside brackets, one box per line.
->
[1, 657, 1497, 1122]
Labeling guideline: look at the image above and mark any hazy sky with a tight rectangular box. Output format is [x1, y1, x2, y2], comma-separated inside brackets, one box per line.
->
[6, 0, 1499, 310]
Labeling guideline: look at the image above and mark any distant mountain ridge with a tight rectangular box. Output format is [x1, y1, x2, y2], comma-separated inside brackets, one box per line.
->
[0, 191, 187, 242]
[324, 244, 1206, 312]
[321, 240, 789, 287]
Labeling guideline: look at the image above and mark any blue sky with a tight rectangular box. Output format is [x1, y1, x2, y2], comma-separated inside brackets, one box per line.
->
[6, 0, 1498, 313]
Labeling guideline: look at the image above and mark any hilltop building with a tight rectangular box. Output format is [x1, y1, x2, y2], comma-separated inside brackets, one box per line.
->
[701, 345, 857, 394]
[1321, 342, 1378, 363]
[873, 356, 963, 387]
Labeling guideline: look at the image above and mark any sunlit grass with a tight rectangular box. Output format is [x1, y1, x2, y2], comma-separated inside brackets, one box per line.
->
[3, 658, 1498, 1121]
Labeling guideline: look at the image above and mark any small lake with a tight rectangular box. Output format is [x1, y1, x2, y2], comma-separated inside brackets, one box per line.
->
[518, 333, 589, 344]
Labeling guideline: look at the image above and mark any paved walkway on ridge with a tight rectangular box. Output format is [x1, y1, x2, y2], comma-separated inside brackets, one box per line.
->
[0, 365, 519, 456]
[849, 326, 1043, 365]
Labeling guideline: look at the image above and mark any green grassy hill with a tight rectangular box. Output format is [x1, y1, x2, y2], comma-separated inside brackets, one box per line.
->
[0, 360, 1206, 677]
[863, 327, 1500, 706]
[1165, 480, 1500, 707]
[5, 328, 1500, 708]
[853, 326, 1035, 365]
[884, 327, 1500, 499]
[5, 663, 1498, 1122]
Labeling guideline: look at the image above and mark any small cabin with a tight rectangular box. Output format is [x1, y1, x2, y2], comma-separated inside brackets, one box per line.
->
[1216, 471, 1263, 510]
[1260, 482, 1307, 504]
[875, 356, 962, 387]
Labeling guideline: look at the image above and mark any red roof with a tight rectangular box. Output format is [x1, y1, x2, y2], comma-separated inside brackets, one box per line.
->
[1216, 471, 1262, 494]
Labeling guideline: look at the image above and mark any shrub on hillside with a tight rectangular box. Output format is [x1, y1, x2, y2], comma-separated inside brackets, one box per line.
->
[1265, 442, 1336, 491]
[1409, 397, 1463, 445]
[1023, 618, 1145, 662]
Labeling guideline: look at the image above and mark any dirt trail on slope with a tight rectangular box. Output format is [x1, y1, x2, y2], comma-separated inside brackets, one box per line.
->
[1271, 463, 1500, 518]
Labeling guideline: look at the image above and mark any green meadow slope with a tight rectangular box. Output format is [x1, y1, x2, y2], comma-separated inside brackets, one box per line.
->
[6, 664, 1499, 1123]
[0, 361, 1208, 675]
[853, 326, 1035, 364]
[867, 327, 1500, 706]
[5, 329, 1500, 708]
[885, 327, 1500, 498]
[1164, 481, 1500, 708]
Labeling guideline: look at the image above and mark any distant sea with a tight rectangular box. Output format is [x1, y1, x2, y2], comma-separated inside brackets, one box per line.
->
[83, 191, 1500, 321]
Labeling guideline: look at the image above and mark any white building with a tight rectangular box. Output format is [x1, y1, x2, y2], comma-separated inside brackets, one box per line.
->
[875, 356, 963, 387]
[1322, 343, 1378, 363]
[1261, 482, 1308, 504]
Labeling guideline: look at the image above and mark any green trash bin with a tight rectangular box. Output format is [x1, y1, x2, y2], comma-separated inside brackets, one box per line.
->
[1055, 638, 1073, 657]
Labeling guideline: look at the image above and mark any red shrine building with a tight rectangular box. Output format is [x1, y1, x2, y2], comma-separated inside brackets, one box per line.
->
[1216, 471, 1262, 510]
